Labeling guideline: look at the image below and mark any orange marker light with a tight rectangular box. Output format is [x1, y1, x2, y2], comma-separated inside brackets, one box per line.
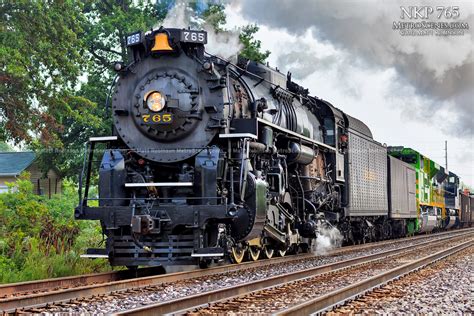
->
[151, 33, 173, 52]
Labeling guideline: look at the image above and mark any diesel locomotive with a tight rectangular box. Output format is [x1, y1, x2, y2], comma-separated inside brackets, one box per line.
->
[75, 27, 473, 268]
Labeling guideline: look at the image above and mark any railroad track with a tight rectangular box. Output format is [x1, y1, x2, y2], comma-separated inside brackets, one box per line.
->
[1, 227, 468, 303]
[0, 266, 166, 300]
[2, 228, 471, 314]
[328, 246, 474, 314]
[2, 250, 313, 313]
[175, 235, 473, 315]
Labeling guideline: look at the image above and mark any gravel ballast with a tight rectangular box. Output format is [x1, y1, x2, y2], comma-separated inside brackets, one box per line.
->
[330, 245, 474, 314]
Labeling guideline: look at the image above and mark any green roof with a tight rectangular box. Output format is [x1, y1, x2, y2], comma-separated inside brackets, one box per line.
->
[0, 152, 36, 176]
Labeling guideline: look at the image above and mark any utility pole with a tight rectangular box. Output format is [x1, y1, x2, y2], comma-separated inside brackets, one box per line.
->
[445, 140, 448, 171]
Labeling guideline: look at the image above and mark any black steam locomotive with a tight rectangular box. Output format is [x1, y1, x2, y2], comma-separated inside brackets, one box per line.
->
[75, 28, 455, 268]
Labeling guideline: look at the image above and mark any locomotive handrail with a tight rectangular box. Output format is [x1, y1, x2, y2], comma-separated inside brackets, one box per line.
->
[89, 136, 118, 142]
[81, 141, 95, 210]
[85, 196, 223, 201]
[219, 133, 257, 139]
[78, 136, 119, 213]
[105, 74, 119, 134]
[256, 117, 336, 151]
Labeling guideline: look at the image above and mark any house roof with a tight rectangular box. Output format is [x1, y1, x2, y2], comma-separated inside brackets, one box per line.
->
[0, 152, 36, 176]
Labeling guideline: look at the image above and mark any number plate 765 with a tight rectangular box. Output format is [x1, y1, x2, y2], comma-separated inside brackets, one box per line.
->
[142, 114, 173, 124]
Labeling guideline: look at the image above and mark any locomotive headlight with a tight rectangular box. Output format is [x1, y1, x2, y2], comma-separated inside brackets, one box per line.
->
[145, 91, 166, 112]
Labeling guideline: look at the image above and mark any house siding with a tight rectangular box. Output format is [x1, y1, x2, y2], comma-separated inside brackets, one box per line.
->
[0, 176, 16, 193]
[26, 164, 62, 197]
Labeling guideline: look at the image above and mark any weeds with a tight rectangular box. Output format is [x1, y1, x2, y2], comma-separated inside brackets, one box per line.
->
[0, 173, 111, 283]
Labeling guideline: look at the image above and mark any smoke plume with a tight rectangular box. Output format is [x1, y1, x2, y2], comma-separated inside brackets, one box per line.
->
[237, 0, 474, 137]
[160, 0, 242, 60]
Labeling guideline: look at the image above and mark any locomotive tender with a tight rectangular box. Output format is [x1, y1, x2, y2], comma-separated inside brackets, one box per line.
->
[75, 28, 471, 268]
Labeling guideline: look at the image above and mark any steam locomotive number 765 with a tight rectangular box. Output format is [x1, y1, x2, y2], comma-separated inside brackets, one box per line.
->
[142, 114, 173, 124]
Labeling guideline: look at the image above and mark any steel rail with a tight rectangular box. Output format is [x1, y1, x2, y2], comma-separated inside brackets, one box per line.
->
[276, 240, 473, 315]
[0, 266, 164, 297]
[1, 228, 472, 313]
[0, 253, 313, 312]
[114, 232, 474, 316]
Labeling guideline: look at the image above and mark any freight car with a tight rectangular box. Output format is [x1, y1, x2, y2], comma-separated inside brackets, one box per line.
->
[75, 27, 470, 268]
[387, 156, 417, 236]
[459, 190, 472, 228]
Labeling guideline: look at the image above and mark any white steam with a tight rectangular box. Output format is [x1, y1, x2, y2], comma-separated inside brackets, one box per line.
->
[160, 1, 242, 60]
[204, 25, 242, 62]
[161, 1, 195, 29]
[312, 223, 343, 255]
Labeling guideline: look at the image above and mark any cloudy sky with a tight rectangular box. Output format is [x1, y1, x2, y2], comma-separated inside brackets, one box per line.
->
[222, 0, 473, 187]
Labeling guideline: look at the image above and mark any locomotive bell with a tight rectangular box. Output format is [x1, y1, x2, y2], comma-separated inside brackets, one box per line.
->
[151, 33, 174, 52]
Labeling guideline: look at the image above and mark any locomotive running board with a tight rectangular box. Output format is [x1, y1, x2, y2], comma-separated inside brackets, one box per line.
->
[219, 133, 257, 139]
[89, 136, 118, 142]
[125, 182, 193, 187]
[191, 247, 225, 257]
[80, 254, 109, 258]
[81, 248, 108, 259]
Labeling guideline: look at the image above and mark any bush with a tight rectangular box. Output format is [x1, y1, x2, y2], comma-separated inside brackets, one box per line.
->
[0, 173, 111, 283]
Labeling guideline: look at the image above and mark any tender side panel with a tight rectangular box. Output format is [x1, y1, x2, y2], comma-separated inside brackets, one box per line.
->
[388, 156, 417, 219]
[346, 131, 388, 216]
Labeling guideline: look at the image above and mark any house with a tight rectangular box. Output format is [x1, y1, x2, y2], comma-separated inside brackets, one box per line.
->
[0, 152, 62, 197]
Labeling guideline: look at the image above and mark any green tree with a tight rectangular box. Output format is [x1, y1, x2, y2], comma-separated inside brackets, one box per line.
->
[202, 4, 226, 32]
[0, 142, 12, 151]
[82, 0, 165, 72]
[37, 0, 167, 178]
[239, 24, 270, 63]
[0, 1, 87, 146]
